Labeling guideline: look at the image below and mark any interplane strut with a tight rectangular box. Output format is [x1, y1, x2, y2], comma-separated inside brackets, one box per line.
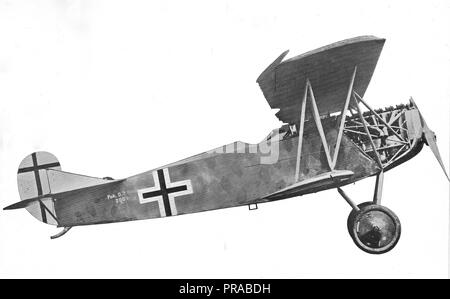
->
[292, 66, 397, 210]
[294, 66, 357, 182]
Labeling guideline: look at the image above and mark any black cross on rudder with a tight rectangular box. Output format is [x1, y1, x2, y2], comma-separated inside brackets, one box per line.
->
[17, 153, 60, 223]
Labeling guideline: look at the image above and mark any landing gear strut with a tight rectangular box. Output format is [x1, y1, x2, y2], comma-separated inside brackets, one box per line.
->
[338, 172, 401, 254]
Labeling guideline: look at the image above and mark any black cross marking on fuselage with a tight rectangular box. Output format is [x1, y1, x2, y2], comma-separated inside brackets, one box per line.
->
[141, 169, 187, 217]
[17, 153, 60, 223]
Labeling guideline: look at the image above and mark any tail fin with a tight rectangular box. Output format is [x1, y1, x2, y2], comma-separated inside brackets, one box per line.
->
[15, 151, 118, 225]
[17, 151, 61, 225]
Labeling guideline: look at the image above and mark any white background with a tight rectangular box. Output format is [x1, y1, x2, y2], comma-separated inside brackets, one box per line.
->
[0, 0, 449, 278]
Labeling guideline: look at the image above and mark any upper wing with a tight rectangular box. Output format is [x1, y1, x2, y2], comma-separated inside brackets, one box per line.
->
[257, 36, 385, 124]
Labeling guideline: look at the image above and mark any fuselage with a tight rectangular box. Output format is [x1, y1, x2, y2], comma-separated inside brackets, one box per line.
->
[53, 103, 425, 227]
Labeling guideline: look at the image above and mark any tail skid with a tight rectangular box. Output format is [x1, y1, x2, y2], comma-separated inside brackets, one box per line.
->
[50, 227, 72, 239]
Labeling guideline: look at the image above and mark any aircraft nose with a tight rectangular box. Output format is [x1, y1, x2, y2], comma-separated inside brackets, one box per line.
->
[410, 98, 450, 182]
[422, 130, 436, 146]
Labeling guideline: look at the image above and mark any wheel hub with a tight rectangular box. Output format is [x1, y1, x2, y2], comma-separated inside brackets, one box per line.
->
[356, 210, 397, 249]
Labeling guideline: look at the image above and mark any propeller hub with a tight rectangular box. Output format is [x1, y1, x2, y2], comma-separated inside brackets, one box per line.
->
[422, 131, 436, 146]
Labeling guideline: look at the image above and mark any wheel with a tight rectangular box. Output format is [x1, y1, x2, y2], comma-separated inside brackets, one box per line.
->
[347, 202, 401, 254]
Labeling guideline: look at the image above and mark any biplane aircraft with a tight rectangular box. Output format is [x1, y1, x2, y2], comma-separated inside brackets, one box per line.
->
[4, 36, 449, 254]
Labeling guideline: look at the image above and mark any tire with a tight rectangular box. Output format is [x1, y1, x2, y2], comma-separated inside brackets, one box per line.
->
[347, 201, 372, 234]
[347, 202, 401, 254]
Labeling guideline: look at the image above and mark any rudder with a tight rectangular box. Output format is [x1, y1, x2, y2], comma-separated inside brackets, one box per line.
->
[17, 151, 61, 225]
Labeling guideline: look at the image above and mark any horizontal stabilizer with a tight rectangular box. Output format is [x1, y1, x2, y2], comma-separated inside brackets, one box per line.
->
[4, 195, 51, 210]
[5, 178, 125, 211]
